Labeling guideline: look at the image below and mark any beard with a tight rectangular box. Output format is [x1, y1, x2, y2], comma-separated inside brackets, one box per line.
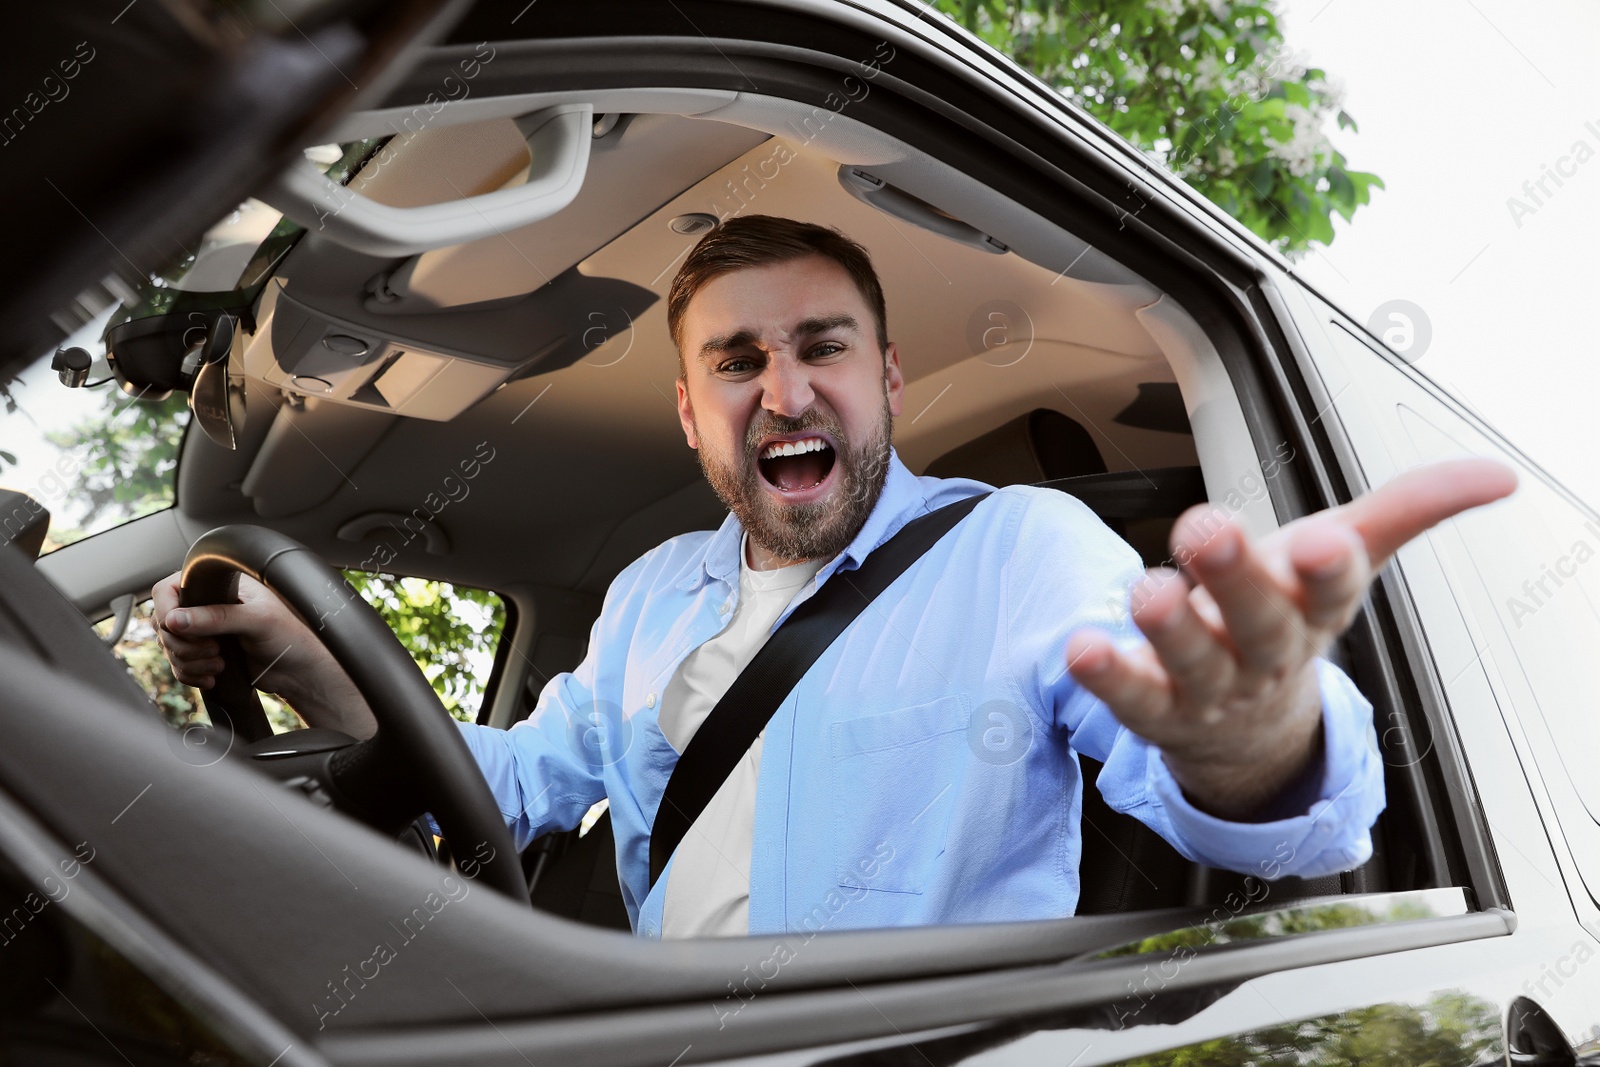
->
[695, 390, 893, 565]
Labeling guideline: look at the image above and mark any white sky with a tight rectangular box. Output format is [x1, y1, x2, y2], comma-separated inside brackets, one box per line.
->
[1276, 0, 1600, 506]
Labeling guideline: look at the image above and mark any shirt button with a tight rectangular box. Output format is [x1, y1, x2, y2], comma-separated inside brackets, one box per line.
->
[646, 692, 656, 709]
[718, 601, 731, 614]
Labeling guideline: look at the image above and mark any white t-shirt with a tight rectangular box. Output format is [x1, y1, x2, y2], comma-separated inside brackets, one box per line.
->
[658, 534, 827, 938]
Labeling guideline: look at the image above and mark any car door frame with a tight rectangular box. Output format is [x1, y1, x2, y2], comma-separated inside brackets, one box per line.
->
[0, 1, 1544, 1065]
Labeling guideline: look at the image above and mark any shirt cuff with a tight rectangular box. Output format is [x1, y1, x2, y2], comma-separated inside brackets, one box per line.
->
[1147, 657, 1387, 879]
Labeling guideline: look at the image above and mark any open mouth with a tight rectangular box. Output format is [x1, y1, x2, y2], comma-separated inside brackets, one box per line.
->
[756, 435, 837, 493]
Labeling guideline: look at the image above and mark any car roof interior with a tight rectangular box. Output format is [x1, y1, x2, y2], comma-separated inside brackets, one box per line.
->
[45, 88, 1277, 636]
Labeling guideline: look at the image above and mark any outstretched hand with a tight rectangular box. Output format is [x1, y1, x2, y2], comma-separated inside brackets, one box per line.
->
[1065, 457, 1518, 819]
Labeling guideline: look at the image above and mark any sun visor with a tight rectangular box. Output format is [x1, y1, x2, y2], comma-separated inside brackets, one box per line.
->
[239, 398, 394, 518]
[254, 252, 656, 422]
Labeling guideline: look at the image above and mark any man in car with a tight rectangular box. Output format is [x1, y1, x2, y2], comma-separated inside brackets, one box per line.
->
[151, 215, 1515, 938]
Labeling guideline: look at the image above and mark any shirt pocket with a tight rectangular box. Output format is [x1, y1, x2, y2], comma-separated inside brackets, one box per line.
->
[829, 695, 969, 895]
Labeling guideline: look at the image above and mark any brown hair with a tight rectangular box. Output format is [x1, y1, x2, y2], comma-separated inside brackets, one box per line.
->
[667, 215, 888, 375]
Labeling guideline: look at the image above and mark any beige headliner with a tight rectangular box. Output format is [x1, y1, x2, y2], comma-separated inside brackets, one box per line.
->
[65, 102, 1244, 627]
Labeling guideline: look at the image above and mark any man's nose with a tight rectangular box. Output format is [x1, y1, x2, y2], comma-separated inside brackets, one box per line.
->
[758, 355, 815, 418]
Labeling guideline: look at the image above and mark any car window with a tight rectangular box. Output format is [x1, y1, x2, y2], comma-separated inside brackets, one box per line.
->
[97, 599, 304, 733]
[0, 335, 190, 554]
[1393, 396, 1600, 899]
[1, 141, 382, 555]
[344, 572, 508, 722]
[1316, 320, 1600, 908]
[99, 577, 507, 730]
[0, 199, 284, 554]
[1, 194, 301, 553]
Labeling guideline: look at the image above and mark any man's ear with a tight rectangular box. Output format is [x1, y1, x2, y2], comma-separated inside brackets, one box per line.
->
[675, 377, 699, 449]
[884, 341, 905, 418]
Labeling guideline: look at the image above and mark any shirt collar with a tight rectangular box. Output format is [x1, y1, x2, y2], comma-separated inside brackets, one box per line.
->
[674, 448, 931, 592]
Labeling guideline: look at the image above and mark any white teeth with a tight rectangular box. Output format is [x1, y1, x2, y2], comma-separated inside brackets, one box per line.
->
[760, 436, 830, 460]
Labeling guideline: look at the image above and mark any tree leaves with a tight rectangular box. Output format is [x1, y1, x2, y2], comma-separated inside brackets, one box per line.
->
[44, 385, 506, 719]
[43, 390, 188, 537]
[933, 0, 1382, 254]
[344, 571, 506, 722]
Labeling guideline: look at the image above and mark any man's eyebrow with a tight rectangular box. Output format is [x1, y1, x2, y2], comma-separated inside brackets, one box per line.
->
[699, 329, 760, 357]
[697, 315, 861, 360]
[794, 314, 859, 337]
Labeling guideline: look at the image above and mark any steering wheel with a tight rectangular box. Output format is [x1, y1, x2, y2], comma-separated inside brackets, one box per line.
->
[178, 524, 528, 906]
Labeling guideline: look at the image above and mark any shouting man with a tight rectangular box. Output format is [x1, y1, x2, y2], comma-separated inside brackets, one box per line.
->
[153, 215, 1515, 938]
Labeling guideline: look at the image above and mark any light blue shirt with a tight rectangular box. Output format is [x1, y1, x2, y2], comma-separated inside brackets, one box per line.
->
[456, 449, 1385, 937]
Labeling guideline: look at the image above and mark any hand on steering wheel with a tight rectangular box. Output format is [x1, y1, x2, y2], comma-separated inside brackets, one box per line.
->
[155, 524, 527, 906]
[154, 570, 377, 739]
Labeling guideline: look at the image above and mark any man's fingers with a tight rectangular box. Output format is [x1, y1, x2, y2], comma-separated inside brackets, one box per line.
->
[162, 602, 243, 637]
[151, 569, 263, 693]
[156, 623, 223, 683]
[159, 631, 219, 661]
[1130, 569, 1234, 708]
[1173, 508, 1303, 674]
[167, 651, 221, 689]
[1288, 520, 1371, 630]
[1066, 629, 1172, 730]
[1341, 457, 1517, 568]
[151, 572, 180, 612]
[150, 571, 183, 634]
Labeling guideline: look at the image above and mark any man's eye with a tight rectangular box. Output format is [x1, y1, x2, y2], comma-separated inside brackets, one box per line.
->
[719, 358, 757, 374]
[810, 342, 845, 359]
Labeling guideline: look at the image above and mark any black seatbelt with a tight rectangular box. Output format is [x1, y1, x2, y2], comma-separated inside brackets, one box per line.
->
[647, 491, 991, 889]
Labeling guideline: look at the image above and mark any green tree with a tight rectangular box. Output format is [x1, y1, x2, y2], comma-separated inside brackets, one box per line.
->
[41, 387, 505, 725]
[42, 388, 190, 547]
[935, 0, 1382, 253]
[344, 571, 506, 722]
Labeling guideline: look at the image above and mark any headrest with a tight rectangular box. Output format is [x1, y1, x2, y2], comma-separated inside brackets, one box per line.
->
[923, 408, 1107, 486]
[0, 490, 50, 560]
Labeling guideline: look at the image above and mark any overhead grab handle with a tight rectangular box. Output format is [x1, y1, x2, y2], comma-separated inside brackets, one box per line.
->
[263, 104, 594, 258]
[838, 166, 1008, 255]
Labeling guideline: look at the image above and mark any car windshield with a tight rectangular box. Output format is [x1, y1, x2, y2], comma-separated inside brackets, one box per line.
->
[0, 213, 277, 554]
[0, 194, 300, 551]
[0, 320, 190, 553]
[1, 142, 381, 553]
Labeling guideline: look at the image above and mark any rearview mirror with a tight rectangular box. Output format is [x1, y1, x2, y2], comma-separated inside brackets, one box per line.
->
[188, 312, 246, 450]
[103, 304, 246, 401]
